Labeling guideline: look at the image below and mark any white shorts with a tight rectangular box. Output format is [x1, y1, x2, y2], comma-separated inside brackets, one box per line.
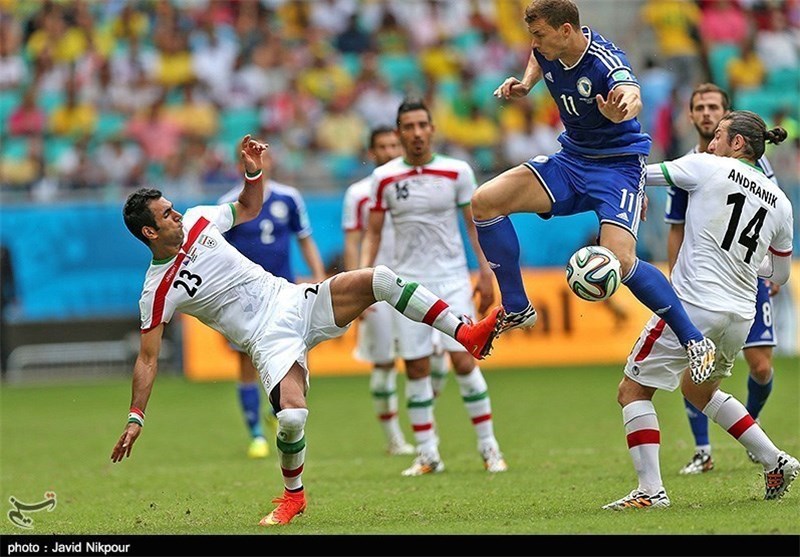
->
[249, 277, 350, 396]
[354, 301, 396, 365]
[393, 274, 474, 360]
[624, 300, 752, 391]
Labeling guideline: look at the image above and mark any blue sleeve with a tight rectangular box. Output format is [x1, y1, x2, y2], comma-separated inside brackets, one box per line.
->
[664, 185, 688, 224]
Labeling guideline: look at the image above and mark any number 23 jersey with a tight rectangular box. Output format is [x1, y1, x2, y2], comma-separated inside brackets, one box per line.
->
[138, 204, 288, 348]
[647, 153, 793, 319]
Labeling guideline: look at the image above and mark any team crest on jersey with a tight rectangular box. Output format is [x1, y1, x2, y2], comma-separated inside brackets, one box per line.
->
[198, 234, 217, 249]
[269, 201, 289, 220]
[577, 77, 592, 97]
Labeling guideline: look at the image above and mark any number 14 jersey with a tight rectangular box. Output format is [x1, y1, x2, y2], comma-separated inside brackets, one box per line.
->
[647, 153, 793, 319]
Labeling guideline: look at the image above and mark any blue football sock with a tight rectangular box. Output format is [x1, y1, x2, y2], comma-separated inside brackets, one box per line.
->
[623, 259, 703, 345]
[474, 215, 529, 313]
[746, 373, 773, 420]
[238, 382, 264, 439]
[683, 397, 709, 447]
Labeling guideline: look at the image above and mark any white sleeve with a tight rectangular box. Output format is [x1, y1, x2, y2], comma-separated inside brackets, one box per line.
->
[646, 154, 715, 192]
[186, 205, 236, 234]
[370, 171, 388, 212]
[342, 185, 362, 231]
[456, 162, 477, 206]
[757, 252, 791, 285]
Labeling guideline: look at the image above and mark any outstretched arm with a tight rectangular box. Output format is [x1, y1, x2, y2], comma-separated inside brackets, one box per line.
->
[110, 324, 163, 463]
[493, 49, 542, 100]
[231, 135, 269, 226]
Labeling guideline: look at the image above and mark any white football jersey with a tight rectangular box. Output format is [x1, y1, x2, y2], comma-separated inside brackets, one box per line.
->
[370, 154, 476, 281]
[342, 176, 395, 267]
[648, 153, 793, 319]
[138, 204, 290, 348]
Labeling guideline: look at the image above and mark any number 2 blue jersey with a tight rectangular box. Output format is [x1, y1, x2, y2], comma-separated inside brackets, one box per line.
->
[218, 181, 312, 283]
[534, 26, 651, 158]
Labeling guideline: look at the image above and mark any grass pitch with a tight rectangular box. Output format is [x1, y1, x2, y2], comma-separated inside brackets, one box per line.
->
[1, 357, 798, 537]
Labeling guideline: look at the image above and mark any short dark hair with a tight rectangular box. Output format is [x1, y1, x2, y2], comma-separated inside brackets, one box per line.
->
[524, 0, 580, 29]
[396, 98, 431, 127]
[720, 110, 788, 160]
[123, 188, 162, 246]
[690, 83, 731, 112]
[369, 125, 396, 148]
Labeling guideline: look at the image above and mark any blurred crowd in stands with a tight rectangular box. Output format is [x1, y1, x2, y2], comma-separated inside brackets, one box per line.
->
[0, 0, 797, 203]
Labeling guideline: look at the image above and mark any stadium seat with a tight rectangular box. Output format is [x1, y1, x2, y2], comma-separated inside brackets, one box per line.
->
[708, 44, 740, 91]
[218, 107, 261, 146]
[339, 52, 362, 78]
[1, 137, 29, 160]
[0, 90, 21, 123]
[39, 91, 65, 116]
[378, 54, 424, 93]
[95, 112, 127, 140]
[44, 136, 75, 161]
[766, 68, 800, 92]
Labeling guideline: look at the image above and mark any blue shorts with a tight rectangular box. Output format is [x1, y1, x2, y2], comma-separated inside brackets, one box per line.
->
[744, 278, 777, 348]
[524, 151, 646, 238]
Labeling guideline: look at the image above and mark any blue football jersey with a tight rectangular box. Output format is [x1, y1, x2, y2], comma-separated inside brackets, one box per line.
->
[534, 26, 651, 157]
[664, 149, 777, 224]
[218, 181, 312, 282]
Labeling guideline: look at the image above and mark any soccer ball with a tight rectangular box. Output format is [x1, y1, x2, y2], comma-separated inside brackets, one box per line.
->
[565, 245, 621, 302]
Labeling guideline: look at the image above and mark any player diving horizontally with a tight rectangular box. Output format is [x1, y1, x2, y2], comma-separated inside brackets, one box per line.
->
[110, 135, 503, 526]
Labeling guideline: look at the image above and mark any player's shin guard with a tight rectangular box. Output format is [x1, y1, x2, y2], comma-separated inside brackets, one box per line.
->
[455, 367, 496, 445]
[703, 390, 780, 468]
[372, 265, 462, 337]
[275, 408, 308, 492]
[370, 367, 404, 442]
[622, 400, 664, 495]
[473, 216, 529, 313]
[622, 259, 703, 346]
[406, 377, 437, 454]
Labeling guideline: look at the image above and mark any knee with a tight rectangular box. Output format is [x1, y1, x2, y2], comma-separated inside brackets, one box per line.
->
[749, 360, 773, 383]
[369, 367, 395, 392]
[471, 186, 500, 220]
[277, 408, 308, 435]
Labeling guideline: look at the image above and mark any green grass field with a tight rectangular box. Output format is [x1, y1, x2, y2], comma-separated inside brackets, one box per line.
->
[1, 357, 798, 537]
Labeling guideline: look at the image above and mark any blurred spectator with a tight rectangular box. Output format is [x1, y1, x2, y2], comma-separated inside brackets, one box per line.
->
[501, 99, 562, 166]
[152, 29, 195, 90]
[8, 87, 46, 136]
[26, 5, 88, 64]
[310, 0, 357, 37]
[700, 0, 751, 46]
[49, 76, 97, 138]
[640, 0, 704, 90]
[54, 137, 106, 192]
[125, 97, 182, 163]
[0, 14, 27, 90]
[314, 93, 367, 156]
[334, 13, 373, 53]
[166, 82, 219, 140]
[374, 12, 410, 54]
[354, 76, 403, 128]
[191, 16, 238, 101]
[95, 136, 145, 191]
[755, 6, 800, 71]
[727, 35, 766, 95]
[299, 50, 354, 103]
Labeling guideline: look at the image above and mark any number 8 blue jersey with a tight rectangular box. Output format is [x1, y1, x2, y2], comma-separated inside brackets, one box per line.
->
[534, 26, 651, 158]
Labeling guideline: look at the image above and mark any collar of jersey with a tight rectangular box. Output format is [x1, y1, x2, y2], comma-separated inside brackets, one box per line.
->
[559, 26, 592, 71]
[736, 157, 765, 174]
[152, 254, 177, 265]
[402, 154, 436, 167]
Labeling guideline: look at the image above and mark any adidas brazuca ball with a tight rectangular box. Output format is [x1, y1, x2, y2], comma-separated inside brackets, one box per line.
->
[565, 245, 622, 302]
